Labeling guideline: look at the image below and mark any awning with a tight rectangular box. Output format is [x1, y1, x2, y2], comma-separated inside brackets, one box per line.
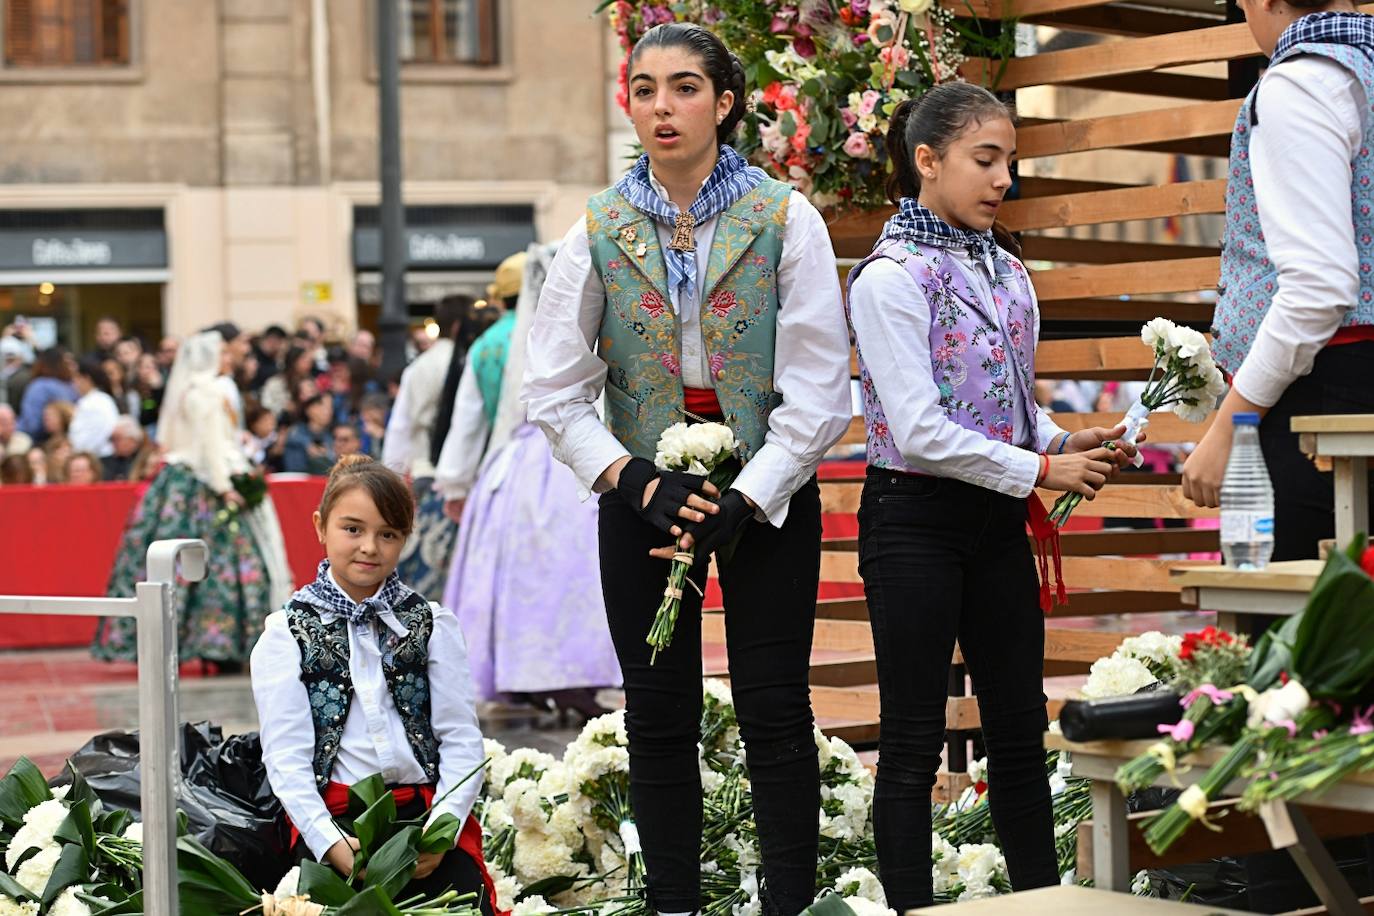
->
[352, 204, 536, 271]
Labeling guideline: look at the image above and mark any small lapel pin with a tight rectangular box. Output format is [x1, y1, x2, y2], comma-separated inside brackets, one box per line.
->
[635, 242, 647, 257]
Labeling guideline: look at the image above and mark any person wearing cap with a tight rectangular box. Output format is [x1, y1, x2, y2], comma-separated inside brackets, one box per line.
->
[433, 251, 525, 522]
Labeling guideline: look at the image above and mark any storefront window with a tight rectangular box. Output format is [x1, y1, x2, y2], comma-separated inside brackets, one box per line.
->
[4, 0, 131, 67]
[0, 281, 161, 354]
[397, 0, 497, 66]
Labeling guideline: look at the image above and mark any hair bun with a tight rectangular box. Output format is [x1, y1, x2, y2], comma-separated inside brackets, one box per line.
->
[329, 453, 374, 479]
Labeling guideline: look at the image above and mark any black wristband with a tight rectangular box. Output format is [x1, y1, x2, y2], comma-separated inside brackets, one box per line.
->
[685, 489, 753, 558]
[615, 456, 657, 511]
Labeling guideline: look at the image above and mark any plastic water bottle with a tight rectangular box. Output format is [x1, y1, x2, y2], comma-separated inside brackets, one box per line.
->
[1220, 412, 1274, 570]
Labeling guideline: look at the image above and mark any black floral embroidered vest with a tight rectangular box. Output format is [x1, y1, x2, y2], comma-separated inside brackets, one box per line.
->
[284, 592, 440, 788]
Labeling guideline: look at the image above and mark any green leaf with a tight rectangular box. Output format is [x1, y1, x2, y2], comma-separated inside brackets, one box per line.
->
[40, 842, 90, 906]
[298, 860, 358, 906]
[0, 870, 36, 902]
[0, 757, 51, 827]
[91, 890, 143, 915]
[518, 874, 583, 900]
[779, 111, 797, 138]
[362, 825, 420, 901]
[353, 791, 398, 865]
[55, 798, 96, 858]
[418, 814, 462, 855]
[803, 894, 859, 916]
[335, 884, 405, 916]
[348, 773, 390, 820]
[175, 834, 260, 907]
[94, 807, 133, 838]
[61, 764, 103, 815]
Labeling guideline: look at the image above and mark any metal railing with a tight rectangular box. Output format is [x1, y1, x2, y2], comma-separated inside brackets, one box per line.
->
[0, 538, 206, 916]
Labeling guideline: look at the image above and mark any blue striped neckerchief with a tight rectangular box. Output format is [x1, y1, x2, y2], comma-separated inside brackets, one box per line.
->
[291, 559, 415, 638]
[614, 144, 767, 300]
[1272, 10, 1374, 62]
[881, 197, 1003, 276]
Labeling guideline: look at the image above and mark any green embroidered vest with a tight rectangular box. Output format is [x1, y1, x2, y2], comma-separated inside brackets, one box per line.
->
[469, 309, 516, 425]
[587, 178, 791, 463]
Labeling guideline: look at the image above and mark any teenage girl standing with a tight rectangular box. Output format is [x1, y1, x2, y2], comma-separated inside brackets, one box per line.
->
[846, 83, 1135, 911]
[521, 23, 852, 916]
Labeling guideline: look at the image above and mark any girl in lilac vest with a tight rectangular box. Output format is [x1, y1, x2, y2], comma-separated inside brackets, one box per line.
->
[1182, 5, 1374, 561]
[846, 83, 1137, 911]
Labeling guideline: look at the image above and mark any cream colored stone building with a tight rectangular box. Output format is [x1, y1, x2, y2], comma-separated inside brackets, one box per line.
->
[0, 0, 611, 349]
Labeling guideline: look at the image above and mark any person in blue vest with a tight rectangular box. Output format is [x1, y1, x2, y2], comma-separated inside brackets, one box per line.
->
[1183, 1, 1374, 558]
[251, 454, 497, 912]
[521, 22, 852, 916]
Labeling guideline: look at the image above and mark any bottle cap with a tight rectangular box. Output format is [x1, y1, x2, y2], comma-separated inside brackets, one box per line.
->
[1232, 412, 1260, 426]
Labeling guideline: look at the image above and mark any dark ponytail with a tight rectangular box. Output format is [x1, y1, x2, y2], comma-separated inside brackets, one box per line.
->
[884, 82, 1022, 257]
[630, 23, 749, 145]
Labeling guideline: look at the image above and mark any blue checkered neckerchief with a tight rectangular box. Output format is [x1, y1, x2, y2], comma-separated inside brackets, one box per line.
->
[292, 559, 415, 637]
[882, 198, 1003, 275]
[1272, 11, 1374, 63]
[614, 144, 768, 300]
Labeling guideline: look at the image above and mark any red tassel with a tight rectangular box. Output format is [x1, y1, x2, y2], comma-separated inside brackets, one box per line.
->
[1026, 492, 1067, 614]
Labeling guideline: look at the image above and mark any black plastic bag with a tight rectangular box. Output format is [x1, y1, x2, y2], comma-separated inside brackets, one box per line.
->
[58, 722, 290, 892]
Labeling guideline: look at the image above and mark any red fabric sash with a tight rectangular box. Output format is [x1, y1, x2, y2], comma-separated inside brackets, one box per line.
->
[1026, 492, 1067, 614]
[1330, 326, 1374, 347]
[289, 782, 507, 915]
[684, 386, 723, 418]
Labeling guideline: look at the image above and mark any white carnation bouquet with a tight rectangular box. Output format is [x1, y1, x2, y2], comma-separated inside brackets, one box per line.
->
[1047, 318, 1227, 528]
[647, 421, 741, 664]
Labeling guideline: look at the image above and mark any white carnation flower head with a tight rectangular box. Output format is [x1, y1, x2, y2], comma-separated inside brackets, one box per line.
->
[494, 872, 523, 912]
[1118, 631, 1182, 669]
[956, 842, 1007, 901]
[1141, 317, 1176, 350]
[512, 895, 555, 915]
[0, 898, 39, 916]
[843, 896, 895, 916]
[49, 888, 105, 916]
[273, 865, 300, 899]
[834, 866, 887, 906]
[6, 798, 69, 870]
[703, 678, 734, 707]
[121, 821, 143, 844]
[14, 843, 62, 897]
[1081, 654, 1156, 699]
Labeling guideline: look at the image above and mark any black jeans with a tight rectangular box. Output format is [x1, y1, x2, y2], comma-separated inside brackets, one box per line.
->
[857, 469, 1058, 911]
[1259, 340, 1374, 563]
[599, 480, 822, 915]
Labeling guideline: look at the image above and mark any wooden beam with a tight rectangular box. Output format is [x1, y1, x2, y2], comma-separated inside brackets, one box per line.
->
[999, 179, 1226, 232]
[1019, 176, 1142, 197]
[1050, 589, 1196, 616]
[1039, 297, 1214, 323]
[1025, 5, 1221, 38]
[952, 628, 1135, 666]
[1033, 257, 1220, 301]
[1054, 527, 1220, 556]
[1021, 235, 1219, 264]
[1035, 483, 1218, 518]
[938, 0, 998, 18]
[1017, 99, 1239, 160]
[1061, 556, 1208, 591]
[1065, 71, 1230, 101]
[1036, 335, 1169, 375]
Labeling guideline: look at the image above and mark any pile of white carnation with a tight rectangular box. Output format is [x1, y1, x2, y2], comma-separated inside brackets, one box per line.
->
[1081, 630, 1183, 699]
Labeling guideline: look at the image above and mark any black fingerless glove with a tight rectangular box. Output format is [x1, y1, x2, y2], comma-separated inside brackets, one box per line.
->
[684, 489, 753, 558]
[616, 456, 707, 535]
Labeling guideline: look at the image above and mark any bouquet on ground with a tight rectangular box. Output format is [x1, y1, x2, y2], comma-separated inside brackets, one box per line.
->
[646, 421, 741, 664]
[1047, 318, 1226, 528]
[1115, 534, 1374, 854]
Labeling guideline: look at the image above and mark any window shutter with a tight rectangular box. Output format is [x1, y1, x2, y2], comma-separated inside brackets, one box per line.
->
[474, 0, 496, 66]
[5, 0, 37, 64]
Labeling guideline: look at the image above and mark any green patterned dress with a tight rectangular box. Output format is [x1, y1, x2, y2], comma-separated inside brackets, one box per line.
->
[91, 462, 272, 663]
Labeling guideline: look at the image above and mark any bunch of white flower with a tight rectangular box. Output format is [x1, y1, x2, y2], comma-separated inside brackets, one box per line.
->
[0, 898, 38, 916]
[1118, 632, 1183, 673]
[819, 782, 872, 842]
[1081, 654, 1157, 700]
[564, 711, 630, 792]
[842, 897, 895, 916]
[490, 866, 523, 912]
[14, 844, 62, 897]
[955, 843, 1007, 901]
[120, 821, 143, 844]
[47, 888, 107, 916]
[931, 833, 960, 897]
[834, 866, 887, 906]
[5, 798, 69, 870]
[512, 895, 556, 915]
[490, 747, 558, 792]
[1140, 318, 1227, 423]
[654, 422, 737, 475]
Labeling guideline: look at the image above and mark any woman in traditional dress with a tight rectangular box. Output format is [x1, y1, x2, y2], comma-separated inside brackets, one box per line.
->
[521, 23, 852, 915]
[92, 330, 293, 669]
[439, 243, 621, 719]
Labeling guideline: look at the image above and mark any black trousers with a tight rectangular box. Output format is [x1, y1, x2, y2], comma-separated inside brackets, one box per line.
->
[1259, 340, 1374, 563]
[598, 480, 822, 915]
[857, 469, 1058, 911]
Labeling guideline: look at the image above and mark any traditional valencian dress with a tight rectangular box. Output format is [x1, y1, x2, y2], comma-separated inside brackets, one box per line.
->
[250, 561, 498, 912]
[92, 330, 293, 664]
[437, 243, 621, 704]
[521, 145, 852, 915]
[845, 200, 1067, 910]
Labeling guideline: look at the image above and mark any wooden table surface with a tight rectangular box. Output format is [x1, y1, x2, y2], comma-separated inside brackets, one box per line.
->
[1290, 414, 1374, 434]
[1169, 560, 1324, 592]
[908, 884, 1252, 914]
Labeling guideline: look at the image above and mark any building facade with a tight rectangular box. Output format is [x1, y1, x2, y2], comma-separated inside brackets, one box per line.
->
[0, 0, 610, 349]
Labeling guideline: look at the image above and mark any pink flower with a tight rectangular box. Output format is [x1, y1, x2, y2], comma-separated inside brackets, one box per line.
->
[840, 107, 858, 129]
[1157, 719, 1195, 742]
[1352, 705, 1374, 735]
[879, 45, 911, 70]
[843, 132, 871, 158]
[793, 35, 817, 57]
[1181, 684, 1234, 708]
[857, 89, 880, 116]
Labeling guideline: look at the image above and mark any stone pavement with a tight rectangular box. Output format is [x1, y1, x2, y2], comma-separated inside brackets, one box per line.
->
[0, 648, 592, 778]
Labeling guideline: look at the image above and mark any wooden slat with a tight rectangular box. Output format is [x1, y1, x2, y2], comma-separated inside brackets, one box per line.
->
[1035, 484, 1217, 519]
[1033, 257, 1219, 301]
[1061, 556, 1208, 591]
[1064, 71, 1230, 101]
[1020, 235, 1219, 264]
[999, 179, 1225, 232]
[811, 684, 879, 723]
[839, 415, 865, 446]
[938, 0, 997, 18]
[952, 628, 1133, 666]
[1025, 6, 1220, 38]
[1017, 99, 1239, 160]
[1039, 297, 1214, 323]
[702, 613, 872, 654]
[1054, 527, 1220, 556]
[815, 597, 869, 620]
[1035, 335, 1168, 375]
[982, 0, 1123, 20]
[1051, 409, 1215, 442]
[1018, 176, 1142, 197]
[1049, 589, 1195, 616]
[948, 696, 1067, 730]
[933, 771, 972, 805]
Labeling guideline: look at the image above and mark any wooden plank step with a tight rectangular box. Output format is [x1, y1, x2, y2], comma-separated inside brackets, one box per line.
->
[999, 179, 1226, 232]
[704, 613, 873, 654]
[947, 695, 1069, 730]
[1061, 71, 1230, 101]
[1020, 235, 1219, 265]
[1025, 6, 1221, 38]
[703, 636, 877, 687]
[819, 550, 1204, 591]
[1040, 297, 1215, 323]
[1034, 257, 1220, 302]
[1017, 99, 1239, 160]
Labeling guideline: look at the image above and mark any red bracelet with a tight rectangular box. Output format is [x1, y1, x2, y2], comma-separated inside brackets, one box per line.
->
[1035, 452, 1049, 487]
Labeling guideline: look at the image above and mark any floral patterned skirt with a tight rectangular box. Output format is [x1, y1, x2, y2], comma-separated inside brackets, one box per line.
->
[91, 462, 274, 663]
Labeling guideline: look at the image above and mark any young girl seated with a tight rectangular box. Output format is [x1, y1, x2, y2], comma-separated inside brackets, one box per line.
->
[251, 454, 496, 912]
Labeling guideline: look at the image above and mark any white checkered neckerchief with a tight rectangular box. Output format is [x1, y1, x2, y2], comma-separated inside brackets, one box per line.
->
[881, 197, 1003, 274]
[1273, 11, 1374, 63]
[292, 559, 415, 637]
[614, 144, 767, 300]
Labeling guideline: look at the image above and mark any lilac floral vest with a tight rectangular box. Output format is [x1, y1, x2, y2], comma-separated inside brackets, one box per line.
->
[846, 238, 1041, 474]
[1213, 39, 1374, 376]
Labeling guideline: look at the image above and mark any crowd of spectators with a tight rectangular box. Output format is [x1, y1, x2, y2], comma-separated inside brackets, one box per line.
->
[0, 314, 438, 488]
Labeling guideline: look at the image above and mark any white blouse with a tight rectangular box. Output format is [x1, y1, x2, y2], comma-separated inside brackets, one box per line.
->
[68, 389, 120, 457]
[434, 360, 489, 501]
[250, 575, 485, 861]
[1237, 55, 1367, 408]
[520, 180, 853, 526]
[848, 250, 1067, 496]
